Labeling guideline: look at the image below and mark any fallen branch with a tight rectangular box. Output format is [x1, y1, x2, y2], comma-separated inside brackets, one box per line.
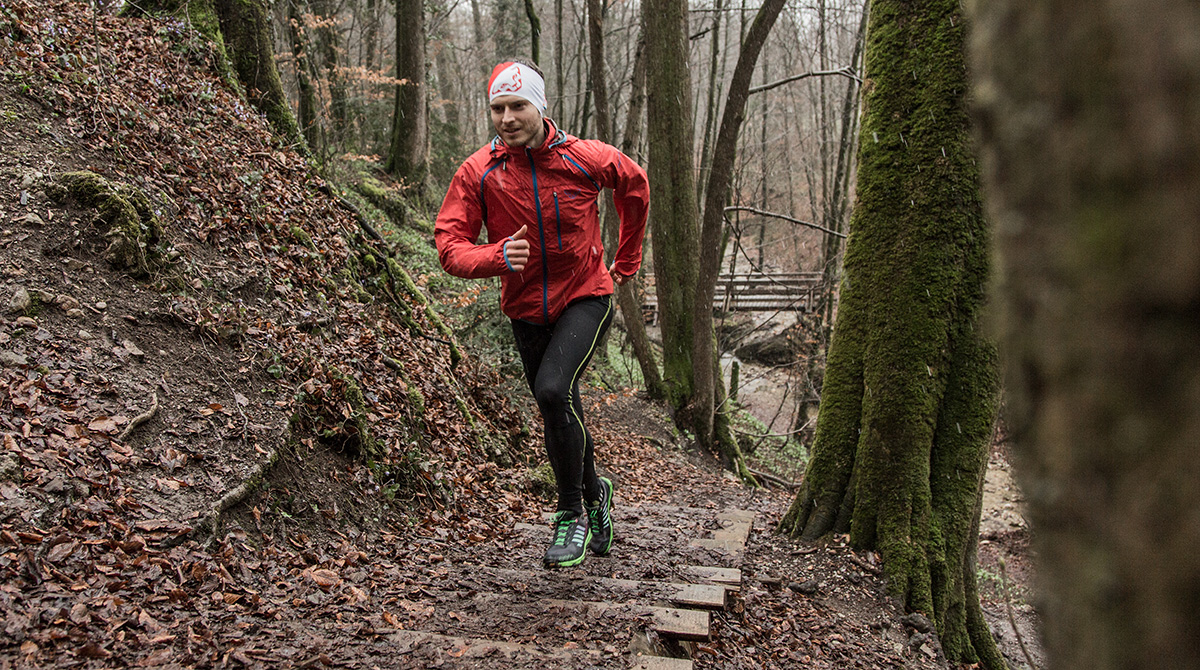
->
[848, 552, 882, 576]
[117, 392, 158, 441]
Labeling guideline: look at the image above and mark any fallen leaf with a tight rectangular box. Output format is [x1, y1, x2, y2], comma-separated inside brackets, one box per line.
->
[46, 541, 78, 563]
[88, 416, 119, 434]
[308, 568, 341, 589]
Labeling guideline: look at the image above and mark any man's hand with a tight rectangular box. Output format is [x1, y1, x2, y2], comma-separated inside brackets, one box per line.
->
[504, 225, 530, 272]
[608, 262, 633, 286]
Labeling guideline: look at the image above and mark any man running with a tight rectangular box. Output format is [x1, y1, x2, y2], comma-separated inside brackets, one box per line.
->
[435, 60, 649, 568]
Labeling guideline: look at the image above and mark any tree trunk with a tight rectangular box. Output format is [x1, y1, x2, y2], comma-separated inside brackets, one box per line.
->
[696, 0, 724, 201]
[691, 0, 786, 474]
[287, 0, 323, 154]
[643, 0, 699, 411]
[778, 1, 1003, 666]
[968, 1, 1200, 668]
[591, 12, 663, 399]
[386, 0, 428, 195]
[312, 0, 347, 145]
[523, 0, 541, 64]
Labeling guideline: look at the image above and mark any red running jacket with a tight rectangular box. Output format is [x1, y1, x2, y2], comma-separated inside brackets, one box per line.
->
[435, 119, 649, 325]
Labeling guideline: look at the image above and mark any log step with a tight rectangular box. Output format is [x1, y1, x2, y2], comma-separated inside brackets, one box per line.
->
[543, 599, 711, 642]
[469, 558, 730, 610]
[388, 628, 691, 668]
[679, 565, 742, 587]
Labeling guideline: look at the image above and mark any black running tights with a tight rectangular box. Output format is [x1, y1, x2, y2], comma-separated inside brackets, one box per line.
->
[511, 295, 613, 516]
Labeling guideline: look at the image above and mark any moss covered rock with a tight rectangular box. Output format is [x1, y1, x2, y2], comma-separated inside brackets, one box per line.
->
[50, 171, 164, 277]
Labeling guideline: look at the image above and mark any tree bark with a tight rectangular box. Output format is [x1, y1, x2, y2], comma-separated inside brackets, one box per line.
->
[778, 0, 1003, 666]
[968, 1, 1200, 668]
[286, 0, 323, 154]
[386, 0, 428, 195]
[591, 13, 663, 399]
[311, 0, 347, 144]
[643, 0, 699, 411]
[691, 0, 786, 473]
[523, 0, 541, 64]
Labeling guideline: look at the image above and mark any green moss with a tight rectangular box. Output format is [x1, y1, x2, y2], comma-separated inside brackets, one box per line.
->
[51, 171, 164, 277]
[342, 377, 383, 460]
[290, 225, 316, 250]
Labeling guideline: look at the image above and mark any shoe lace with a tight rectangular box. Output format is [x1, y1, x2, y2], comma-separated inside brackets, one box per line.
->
[552, 512, 576, 547]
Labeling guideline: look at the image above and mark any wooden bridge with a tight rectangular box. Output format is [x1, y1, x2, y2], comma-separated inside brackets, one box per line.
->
[642, 272, 825, 323]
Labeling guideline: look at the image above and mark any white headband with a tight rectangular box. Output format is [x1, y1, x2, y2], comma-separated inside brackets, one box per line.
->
[487, 62, 547, 114]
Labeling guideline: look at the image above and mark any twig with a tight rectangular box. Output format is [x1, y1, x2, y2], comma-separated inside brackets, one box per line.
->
[724, 206, 847, 238]
[117, 392, 159, 441]
[848, 553, 882, 576]
[999, 557, 1039, 670]
[747, 467, 798, 490]
[749, 65, 861, 95]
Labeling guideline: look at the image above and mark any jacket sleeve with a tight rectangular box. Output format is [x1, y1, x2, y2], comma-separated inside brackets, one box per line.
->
[435, 164, 509, 279]
[591, 143, 650, 277]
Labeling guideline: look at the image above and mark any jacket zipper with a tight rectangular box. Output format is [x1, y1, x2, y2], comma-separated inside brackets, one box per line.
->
[553, 193, 562, 250]
[527, 147, 550, 325]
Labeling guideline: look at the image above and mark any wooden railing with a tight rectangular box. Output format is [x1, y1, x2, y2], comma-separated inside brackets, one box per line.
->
[642, 272, 825, 323]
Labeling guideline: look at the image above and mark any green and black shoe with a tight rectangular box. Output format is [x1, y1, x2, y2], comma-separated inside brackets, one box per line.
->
[544, 511, 591, 568]
[585, 476, 614, 556]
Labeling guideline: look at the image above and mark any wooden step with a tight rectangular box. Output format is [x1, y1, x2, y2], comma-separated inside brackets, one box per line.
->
[679, 565, 742, 588]
[394, 591, 712, 642]
[633, 655, 694, 670]
[543, 599, 710, 642]
[388, 627, 601, 662]
[462, 564, 729, 610]
[388, 628, 692, 668]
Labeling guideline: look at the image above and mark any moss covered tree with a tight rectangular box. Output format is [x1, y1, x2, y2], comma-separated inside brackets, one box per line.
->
[122, 0, 305, 150]
[969, 1, 1200, 668]
[778, 0, 1003, 666]
[642, 0, 699, 410]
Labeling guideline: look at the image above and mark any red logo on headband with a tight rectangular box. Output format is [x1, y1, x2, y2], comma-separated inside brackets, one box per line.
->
[490, 66, 523, 96]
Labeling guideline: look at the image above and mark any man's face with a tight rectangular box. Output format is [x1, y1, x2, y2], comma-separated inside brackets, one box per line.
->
[490, 95, 544, 147]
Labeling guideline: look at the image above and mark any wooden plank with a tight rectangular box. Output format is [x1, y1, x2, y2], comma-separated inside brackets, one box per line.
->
[387, 628, 601, 662]
[633, 655, 694, 670]
[545, 600, 711, 641]
[645, 606, 711, 641]
[680, 565, 742, 587]
[461, 563, 728, 610]
[688, 538, 745, 560]
[671, 583, 728, 610]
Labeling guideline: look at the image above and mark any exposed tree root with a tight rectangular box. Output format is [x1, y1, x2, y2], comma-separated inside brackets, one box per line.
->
[186, 448, 281, 547]
[116, 392, 158, 442]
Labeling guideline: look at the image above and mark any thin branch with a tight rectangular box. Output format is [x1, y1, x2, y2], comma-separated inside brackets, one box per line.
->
[749, 66, 861, 95]
[725, 206, 847, 238]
